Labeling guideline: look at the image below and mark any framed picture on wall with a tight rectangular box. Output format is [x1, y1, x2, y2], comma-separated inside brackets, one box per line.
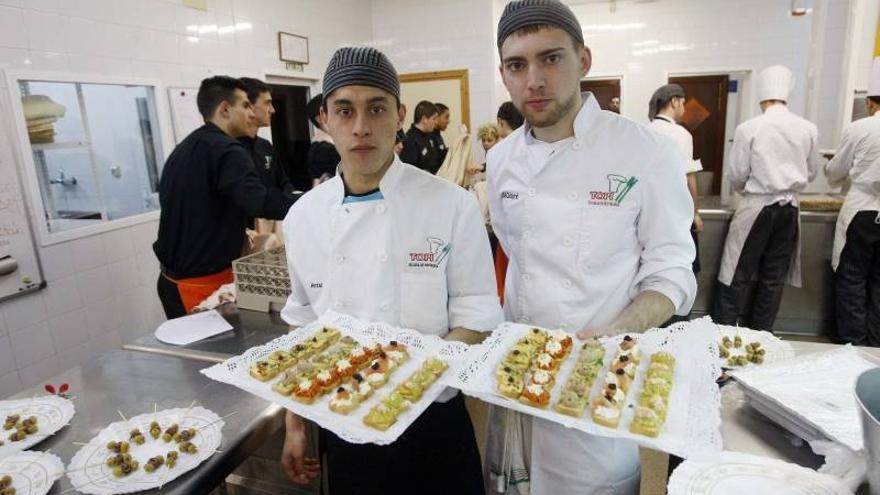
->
[278, 32, 309, 64]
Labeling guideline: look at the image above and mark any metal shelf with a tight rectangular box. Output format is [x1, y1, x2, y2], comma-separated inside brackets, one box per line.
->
[30, 140, 90, 151]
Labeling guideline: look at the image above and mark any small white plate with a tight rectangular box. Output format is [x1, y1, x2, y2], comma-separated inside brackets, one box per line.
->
[0, 451, 64, 495]
[0, 396, 75, 458]
[715, 325, 794, 370]
[66, 406, 224, 495]
[668, 451, 853, 495]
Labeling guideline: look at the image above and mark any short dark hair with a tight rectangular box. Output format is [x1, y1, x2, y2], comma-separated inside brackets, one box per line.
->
[239, 77, 270, 104]
[414, 100, 439, 124]
[307, 93, 323, 128]
[868, 96, 880, 106]
[497, 101, 524, 130]
[435, 102, 449, 114]
[197, 76, 247, 120]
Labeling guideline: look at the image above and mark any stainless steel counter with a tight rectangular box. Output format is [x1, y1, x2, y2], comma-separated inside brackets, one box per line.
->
[695, 196, 838, 336]
[9, 350, 284, 495]
[124, 304, 289, 363]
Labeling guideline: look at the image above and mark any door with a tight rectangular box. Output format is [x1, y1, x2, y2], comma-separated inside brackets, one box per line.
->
[580, 78, 620, 113]
[669, 75, 729, 195]
[268, 84, 311, 191]
[399, 69, 469, 145]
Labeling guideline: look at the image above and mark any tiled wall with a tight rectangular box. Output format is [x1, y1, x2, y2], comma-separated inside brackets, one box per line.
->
[0, 0, 371, 398]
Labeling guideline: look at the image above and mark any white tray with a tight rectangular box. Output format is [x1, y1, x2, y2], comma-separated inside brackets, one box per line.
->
[200, 311, 470, 445]
[0, 451, 64, 495]
[667, 451, 853, 495]
[66, 406, 224, 495]
[732, 346, 879, 452]
[0, 396, 75, 458]
[715, 325, 794, 370]
[448, 317, 723, 458]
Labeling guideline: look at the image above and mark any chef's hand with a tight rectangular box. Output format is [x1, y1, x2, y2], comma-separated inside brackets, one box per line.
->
[693, 213, 704, 234]
[576, 290, 675, 339]
[576, 325, 619, 339]
[281, 411, 320, 485]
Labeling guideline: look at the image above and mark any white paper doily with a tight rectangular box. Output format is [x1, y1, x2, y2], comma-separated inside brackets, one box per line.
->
[0, 451, 64, 495]
[731, 346, 879, 452]
[201, 311, 470, 445]
[715, 325, 795, 370]
[449, 317, 723, 458]
[667, 451, 853, 495]
[66, 406, 224, 495]
[0, 396, 75, 458]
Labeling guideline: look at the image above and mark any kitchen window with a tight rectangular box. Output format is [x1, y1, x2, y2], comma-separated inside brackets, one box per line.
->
[4, 72, 171, 245]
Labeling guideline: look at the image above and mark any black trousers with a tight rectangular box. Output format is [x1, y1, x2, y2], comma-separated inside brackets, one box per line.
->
[835, 210, 880, 347]
[320, 393, 483, 495]
[714, 203, 799, 331]
[156, 273, 187, 319]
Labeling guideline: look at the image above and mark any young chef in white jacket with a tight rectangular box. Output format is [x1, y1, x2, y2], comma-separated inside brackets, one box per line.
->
[825, 59, 880, 347]
[715, 65, 818, 331]
[486, 1, 697, 493]
[648, 83, 704, 273]
[278, 46, 503, 494]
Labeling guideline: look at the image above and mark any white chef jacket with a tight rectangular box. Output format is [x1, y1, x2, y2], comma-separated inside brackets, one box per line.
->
[825, 112, 880, 270]
[281, 155, 502, 336]
[718, 105, 817, 287]
[487, 93, 696, 494]
[649, 115, 703, 175]
[726, 105, 818, 203]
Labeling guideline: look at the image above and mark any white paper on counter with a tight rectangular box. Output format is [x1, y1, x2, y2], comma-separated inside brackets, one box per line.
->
[667, 450, 853, 495]
[448, 317, 724, 459]
[0, 451, 64, 495]
[200, 311, 470, 445]
[731, 346, 880, 452]
[154, 310, 233, 346]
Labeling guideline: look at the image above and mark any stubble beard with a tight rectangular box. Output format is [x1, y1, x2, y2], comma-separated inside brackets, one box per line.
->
[524, 90, 581, 129]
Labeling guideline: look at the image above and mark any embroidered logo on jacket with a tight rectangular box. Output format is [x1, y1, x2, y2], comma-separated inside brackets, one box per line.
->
[589, 174, 638, 206]
[407, 237, 451, 268]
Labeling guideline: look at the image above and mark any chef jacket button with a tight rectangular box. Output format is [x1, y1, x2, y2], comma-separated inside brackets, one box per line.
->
[379, 252, 388, 262]
[334, 301, 345, 309]
[522, 273, 531, 282]
[522, 230, 532, 239]
[334, 254, 345, 264]
[563, 237, 573, 247]
[376, 204, 386, 214]
[572, 141, 582, 150]
[380, 302, 391, 311]
[562, 279, 572, 289]
[568, 192, 578, 201]
[559, 323, 569, 330]
[527, 188, 536, 197]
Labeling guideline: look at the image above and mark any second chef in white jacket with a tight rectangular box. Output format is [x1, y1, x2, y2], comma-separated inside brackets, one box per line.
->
[278, 46, 502, 494]
[487, 1, 697, 493]
[715, 65, 818, 331]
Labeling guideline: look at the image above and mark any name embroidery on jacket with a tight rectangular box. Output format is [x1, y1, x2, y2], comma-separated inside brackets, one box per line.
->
[501, 191, 519, 200]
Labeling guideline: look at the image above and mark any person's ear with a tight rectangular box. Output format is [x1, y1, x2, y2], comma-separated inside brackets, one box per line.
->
[398, 103, 407, 130]
[579, 45, 592, 78]
[319, 107, 328, 129]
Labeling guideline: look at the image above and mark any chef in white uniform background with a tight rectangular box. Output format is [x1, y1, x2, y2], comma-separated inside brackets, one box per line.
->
[648, 83, 704, 274]
[715, 65, 818, 331]
[486, 1, 697, 493]
[825, 59, 880, 347]
[278, 46, 502, 494]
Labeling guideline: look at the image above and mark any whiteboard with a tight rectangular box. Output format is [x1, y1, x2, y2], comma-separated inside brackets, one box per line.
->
[167, 87, 203, 144]
[0, 113, 45, 302]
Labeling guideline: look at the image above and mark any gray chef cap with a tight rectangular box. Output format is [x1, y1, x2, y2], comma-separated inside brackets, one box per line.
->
[497, 0, 584, 50]
[322, 46, 400, 103]
[648, 84, 685, 120]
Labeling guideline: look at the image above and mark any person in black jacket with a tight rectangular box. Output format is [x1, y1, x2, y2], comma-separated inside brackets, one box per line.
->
[306, 93, 341, 187]
[153, 76, 298, 319]
[399, 100, 442, 173]
[430, 101, 450, 163]
[238, 77, 295, 196]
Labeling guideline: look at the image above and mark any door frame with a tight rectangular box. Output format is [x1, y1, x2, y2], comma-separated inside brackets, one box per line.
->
[263, 72, 319, 142]
[399, 69, 471, 131]
[666, 67, 755, 205]
[581, 73, 625, 114]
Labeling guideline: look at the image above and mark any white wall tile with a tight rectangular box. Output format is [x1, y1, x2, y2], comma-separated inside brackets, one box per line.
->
[76, 266, 112, 306]
[22, 10, 66, 53]
[57, 0, 95, 19]
[41, 275, 83, 317]
[2, 292, 47, 332]
[47, 308, 89, 351]
[10, 321, 55, 369]
[84, 296, 121, 339]
[56, 341, 92, 372]
[22, 0, 60, 13]
[18, 354, 60, 390]
[0, 334, 15, 376]
[102, 228, 136, 263]
[0, 371, 22, 400]
[108, 257, 139, 294]
[0, 5, 27, 49]
[69, 234, 108, 273]
[89, 329, 122, 356]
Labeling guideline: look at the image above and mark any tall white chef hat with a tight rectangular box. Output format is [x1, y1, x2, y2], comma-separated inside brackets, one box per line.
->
[867, 57, 880, 97]
[756, 65, 795, 103]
